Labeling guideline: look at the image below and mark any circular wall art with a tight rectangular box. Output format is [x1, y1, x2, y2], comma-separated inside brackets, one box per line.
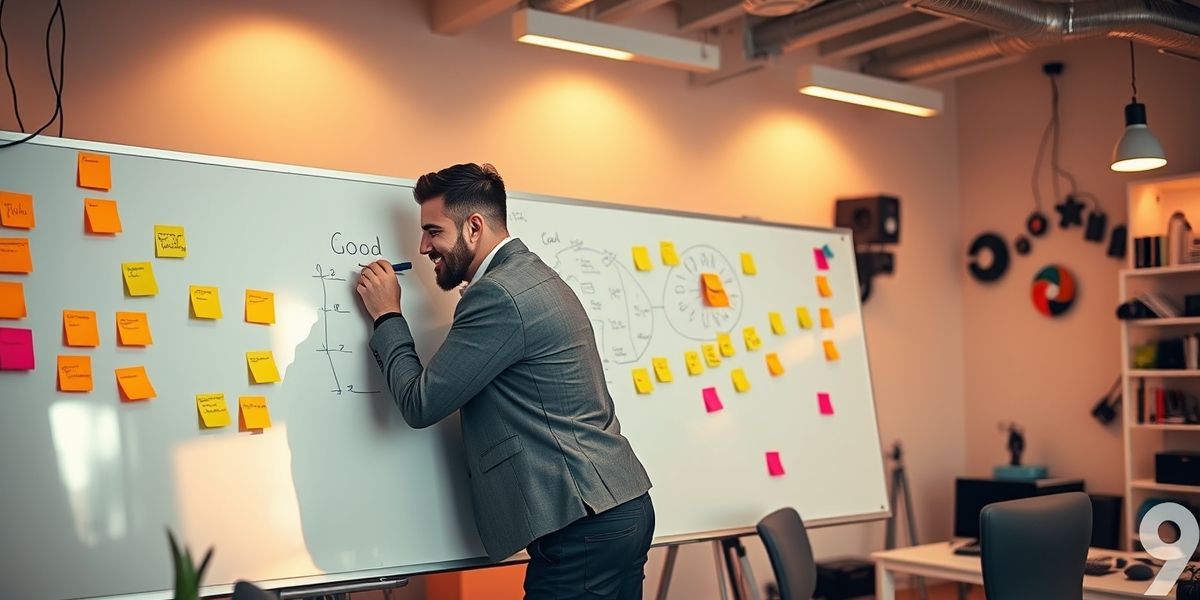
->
[1031, 265, 1077, 317]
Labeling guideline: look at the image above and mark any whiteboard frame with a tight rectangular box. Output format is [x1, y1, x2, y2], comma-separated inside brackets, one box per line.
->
[1, 131, 890, 599]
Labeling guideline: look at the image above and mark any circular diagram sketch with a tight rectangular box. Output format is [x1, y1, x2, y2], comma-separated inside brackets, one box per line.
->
[552, 244, 655, 365]
[663, 245, 743, 340]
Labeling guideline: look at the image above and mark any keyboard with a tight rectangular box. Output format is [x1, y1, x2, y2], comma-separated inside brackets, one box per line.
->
[952, 541, 981, 556]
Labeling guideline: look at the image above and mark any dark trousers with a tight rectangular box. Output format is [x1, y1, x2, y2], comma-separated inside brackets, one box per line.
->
[524, 493, 655, 600]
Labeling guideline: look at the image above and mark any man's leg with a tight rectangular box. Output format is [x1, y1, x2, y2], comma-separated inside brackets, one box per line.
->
[524, 493, 655, 600]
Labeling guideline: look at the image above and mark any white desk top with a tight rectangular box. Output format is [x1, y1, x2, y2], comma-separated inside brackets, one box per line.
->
[871, 542, 1174, 599]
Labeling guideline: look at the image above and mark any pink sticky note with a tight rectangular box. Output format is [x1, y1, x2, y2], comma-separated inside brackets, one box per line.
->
[0, 326, 34, 370]
[814, 248, 829, 271]
[702, 387, 724, 413]
[766, 451, 785, 477]
[818, 392, 834, 415]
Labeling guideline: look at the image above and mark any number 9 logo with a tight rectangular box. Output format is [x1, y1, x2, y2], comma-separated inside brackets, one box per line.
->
[1139, 502, 1199, 596]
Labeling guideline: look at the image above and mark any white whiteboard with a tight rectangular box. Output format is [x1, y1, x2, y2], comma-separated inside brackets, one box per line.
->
[0, 132, 888, 600]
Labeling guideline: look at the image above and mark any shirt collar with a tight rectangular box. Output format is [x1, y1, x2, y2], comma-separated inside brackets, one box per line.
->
[465, 236, 513, 289]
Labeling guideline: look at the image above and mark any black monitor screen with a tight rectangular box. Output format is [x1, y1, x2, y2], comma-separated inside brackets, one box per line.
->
[953, 479, 1085, 539]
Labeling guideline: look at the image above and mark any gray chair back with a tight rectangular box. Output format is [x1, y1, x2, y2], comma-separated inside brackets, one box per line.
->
[980, 491, 1092, 600]
[231, 580, 277, 600]
[756, 507, 817, 600]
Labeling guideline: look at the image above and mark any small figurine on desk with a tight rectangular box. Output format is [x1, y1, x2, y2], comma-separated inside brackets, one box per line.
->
[1004, 422, 1024, 466]
[993, 422, 1047, 480]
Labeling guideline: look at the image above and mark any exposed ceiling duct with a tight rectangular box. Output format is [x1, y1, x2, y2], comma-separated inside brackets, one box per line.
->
[529, 0, 598, 13]
[743, 0, 826, 18]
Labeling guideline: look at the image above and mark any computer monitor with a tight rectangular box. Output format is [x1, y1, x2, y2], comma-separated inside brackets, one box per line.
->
[953, 478, 1085, 540]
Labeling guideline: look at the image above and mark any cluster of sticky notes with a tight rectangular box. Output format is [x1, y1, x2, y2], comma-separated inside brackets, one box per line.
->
[245, 289, 275, 324]
[190, 285, 222, 319]
[0, 238, 32, 273]
[122, 262, 158, 296]
[246, 350, 281, 383]
[196, 393, 232, 429]
[0, 191, 35, 229]
[651, 357, 673, 383]
[632, 367, 653, 394]
[0, 326, 34, 370]
[239, 396, 272, 430]
[0, 281, 25, 318]
[78, 152, 112, 191]
[116, 311, 152, 346]
[154, 225, 187, 258]
[743, 326, 762, 351]
[701, 273, 730, 308]
[817, 392, 834, 416]
[115, 365, 156, 401]
[766, 451, 786, 477]
[84, 198, 122, 234]
[57, 355, 93, 392]
[63, 310, 99, 346]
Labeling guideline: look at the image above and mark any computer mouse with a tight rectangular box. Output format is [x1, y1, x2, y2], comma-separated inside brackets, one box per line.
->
[1114, 558, 1127, 569]
[1125, 564, 1154, 581]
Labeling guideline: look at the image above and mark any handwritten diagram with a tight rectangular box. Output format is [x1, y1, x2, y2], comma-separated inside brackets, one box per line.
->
[312, 264, 378, 396]
[551, 242, 655, 365]
[662, 245, 743, 341]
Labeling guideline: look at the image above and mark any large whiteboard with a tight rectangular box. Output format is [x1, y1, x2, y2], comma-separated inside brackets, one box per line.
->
[0, 133, 888, 600]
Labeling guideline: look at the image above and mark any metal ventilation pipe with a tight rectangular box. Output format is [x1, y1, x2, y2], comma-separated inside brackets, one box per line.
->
[528, 0, 597, 13]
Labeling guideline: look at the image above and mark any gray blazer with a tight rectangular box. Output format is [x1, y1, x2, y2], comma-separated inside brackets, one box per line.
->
[369, 239, 653, 561]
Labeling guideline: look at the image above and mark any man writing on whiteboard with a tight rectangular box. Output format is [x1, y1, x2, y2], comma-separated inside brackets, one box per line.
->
[356, 163, 654, 599]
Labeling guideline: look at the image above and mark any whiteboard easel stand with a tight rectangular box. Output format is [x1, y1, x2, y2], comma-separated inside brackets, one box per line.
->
[655, 537, 761, 600]
[276, 575, 409, 599]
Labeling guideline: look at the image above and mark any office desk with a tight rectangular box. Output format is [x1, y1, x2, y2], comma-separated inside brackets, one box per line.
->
[872, 542, 1174, 599]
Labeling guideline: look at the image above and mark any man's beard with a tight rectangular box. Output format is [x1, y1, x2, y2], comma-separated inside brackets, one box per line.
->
[433, 234, 474, 291]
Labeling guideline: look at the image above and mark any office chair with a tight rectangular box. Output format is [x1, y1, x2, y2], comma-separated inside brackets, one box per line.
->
[756, 507, 817, 600]
[231, 580, 278, 600]
[980, 491, 1092, 600]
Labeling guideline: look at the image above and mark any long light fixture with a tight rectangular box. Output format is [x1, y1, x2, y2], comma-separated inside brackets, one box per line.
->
[796, 65, 943, 118]
[512, 8, 719, 73]
[1111, 42, 1166, 172]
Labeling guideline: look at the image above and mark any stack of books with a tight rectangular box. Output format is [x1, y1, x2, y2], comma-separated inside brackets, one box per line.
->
[1135, 236, 1200, 268]
[1136, 381, 1200, 424]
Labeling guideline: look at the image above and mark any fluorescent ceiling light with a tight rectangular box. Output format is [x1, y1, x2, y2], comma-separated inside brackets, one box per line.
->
[796, 65, 943, 118]
[513, 8, 719, 73]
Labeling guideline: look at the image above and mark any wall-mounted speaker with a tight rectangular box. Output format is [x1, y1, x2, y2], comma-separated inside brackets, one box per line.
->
[835, 195, 900, 244]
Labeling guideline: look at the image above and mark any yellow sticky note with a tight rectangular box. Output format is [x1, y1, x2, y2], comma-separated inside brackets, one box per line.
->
[731, 368, 751, 393]
[115, 366, 156, 401]
[189, 285, 222, 319]
[743, 326, 762, 351]
[823, 339, 840, 361]
[741, 252, 757, 275]
[632, 368, 654, 394]
[702, 343, 721, 368]
[196, 393, 232, 429]
[766, 352, 785, 376]
[701, 273, 730, 307]
[116, 311, 152, 346]
[0, 281, 26, 319]
[816, 275, 832, 298]
[684, 351, 704, 375]
[57, 355, 93, 392]
[0, 191, 34, 229]
[820, 307, 834, 329]
[768, 312, 785, 335]
[246, 350, 281, 383]
[63, 310, 99, 347]
[154, 225, 187, 258]
[796, 307, 813, 329]
[84, 198, 122, 234]
[245, 289, 275, 324]
[652, 357, 673, 383]
[239, 396, 272, 430]
[660, 241, 680, 266]
[632, 246, 653, 271]
[717, 332, 736, 357]
[121, 262, 158, 296]
[0, 238, 32, 273]
[78, 152, 112, 191]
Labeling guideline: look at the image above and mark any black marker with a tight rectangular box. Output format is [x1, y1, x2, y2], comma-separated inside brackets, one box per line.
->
[358, 261, 412, 275]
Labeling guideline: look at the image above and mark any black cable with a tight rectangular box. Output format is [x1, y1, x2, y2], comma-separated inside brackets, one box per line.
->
[1048, 73, 1076, 201]
[0, 0, 24, 132]
[1030, 117, 1052, 212]
[47, 0, 63, 136]
[1129, 41, 1138, 102]
[0, 0, 62, 149]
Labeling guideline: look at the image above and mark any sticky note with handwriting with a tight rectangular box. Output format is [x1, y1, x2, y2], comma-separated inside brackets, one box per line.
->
[717, 332, 735, 357]
[701, 273, 730, 307]
[660, 241, 680, 266]
[246, 350, 281, 383]
[743, 326, 762, 351]
[702, 344, 721, 368]
[0, 281, 26, 319]
[0, 191, 34, 229]
[684, 351, 703, 376]
[57, 355, 93, 392]
[189, 285, 222, 319]
[84, 198, 122, 234]
[196, 393, 232, 429]
[63, 310, 99, 347]
[0, 327, 34, 370]
[115, 366, 156, 401]
[632, 368, 653, 394]
[78, 152, 112, 191]
[651, 357, 673, 383]
[121, 262, 157, 296]
[0, 238, 32, 273]
[245, 289, 275, 324]
[239, 396, 272, 430]
[154, 225, 187, 258]
[632, 246, 653, 271]
[116, 312, 152, 346]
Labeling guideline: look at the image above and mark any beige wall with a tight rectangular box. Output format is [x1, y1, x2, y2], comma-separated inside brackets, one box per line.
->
[957, 40, 1200, 499]
[1, 0, 966, 596]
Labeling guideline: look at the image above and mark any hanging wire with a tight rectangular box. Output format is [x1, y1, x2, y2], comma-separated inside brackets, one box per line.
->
[1129, 41, 1138, 102]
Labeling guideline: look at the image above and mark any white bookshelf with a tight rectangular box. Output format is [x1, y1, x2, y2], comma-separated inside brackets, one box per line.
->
[1126, 317, 1200, 327]
[1130, 479, 1200, 494]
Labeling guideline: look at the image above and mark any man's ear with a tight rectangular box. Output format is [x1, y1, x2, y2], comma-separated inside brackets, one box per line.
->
[465, 213, 484, 244]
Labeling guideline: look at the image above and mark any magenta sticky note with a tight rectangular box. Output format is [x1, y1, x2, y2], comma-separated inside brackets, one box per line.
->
[0, 327, 34, 370]
[814, 248, 829, 271]
[702, 387, 724, 413]
[818, 392, 834, 415]
[766, 451, 785, 477]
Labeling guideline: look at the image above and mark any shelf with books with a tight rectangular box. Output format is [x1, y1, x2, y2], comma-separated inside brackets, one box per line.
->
[1121, 263, 1200, 278]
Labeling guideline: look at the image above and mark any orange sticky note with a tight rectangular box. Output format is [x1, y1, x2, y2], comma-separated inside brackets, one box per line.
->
[632, 246, 653, 271]
[0, 238, 31, 273]
[823, 339, 840, 361]
[651, 357, 673, 383]
[820, 307, 834, 329]
[796, 307, 813, 329]
[115, 311, 152, 346]
[0, 281, 26, 319]
[57, 355, 93, 392]
[632, 368, 653, 394]
[743, 326, 762, 351]
[121, 262, 157, 296]
[816, 275, 832, 298]
[196, 393, 232, 429]
[769, 312, 785, 335]
[115, 366, 156, 401]
[78, 152, 112, 191]
[84, 198, 122, 234]
[684, 350, 704, 375]
[660, 241, 680, 266]
[239, 396, 272, 430]
[701, 273, 730, 308]
[189, 285, 222, 319]
[766, 352, 785, 376]
[741, 252, 757, 275]
[731, 368, 751, 393]
[717, 332, 735, 357]
[245, 289, 275, 324]
[246, 350, 280, 383]
[62, 310, 99, 347]
[702, 343, 721, 367]
[0, 192, 34, 229]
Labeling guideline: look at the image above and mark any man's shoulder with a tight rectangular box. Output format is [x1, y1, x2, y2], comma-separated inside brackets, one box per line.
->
[482, 247, 558, 298]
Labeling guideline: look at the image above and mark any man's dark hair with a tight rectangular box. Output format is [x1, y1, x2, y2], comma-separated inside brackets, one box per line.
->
[413, 163, 507, 229]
